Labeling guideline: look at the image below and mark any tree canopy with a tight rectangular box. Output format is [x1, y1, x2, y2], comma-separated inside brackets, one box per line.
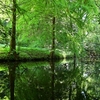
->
[0, 0, 99, 59]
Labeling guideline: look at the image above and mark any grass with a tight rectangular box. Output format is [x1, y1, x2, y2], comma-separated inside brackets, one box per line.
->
[0, 46, 63, 61]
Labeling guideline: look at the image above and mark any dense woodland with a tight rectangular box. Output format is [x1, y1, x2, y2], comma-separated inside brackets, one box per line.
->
[0, 1, 100, 100]
[0, 0, 100, 61]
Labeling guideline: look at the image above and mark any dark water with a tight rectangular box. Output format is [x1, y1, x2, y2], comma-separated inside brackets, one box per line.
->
[0, 60, 100, 100]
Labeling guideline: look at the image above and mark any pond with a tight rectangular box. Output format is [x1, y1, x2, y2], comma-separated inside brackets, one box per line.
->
[0, 59, 100, 100]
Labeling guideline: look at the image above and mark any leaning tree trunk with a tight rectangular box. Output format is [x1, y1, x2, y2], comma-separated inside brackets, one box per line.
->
[10, 0, 16, 55]
[50, 17, 56, 60]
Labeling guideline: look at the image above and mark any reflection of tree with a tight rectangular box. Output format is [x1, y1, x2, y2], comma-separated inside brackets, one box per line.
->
[50, 60, 55, 100]
[15, 63, 51, 100]
[0, 69, 9, 99]
[8, 62, 18, 100]
[83, 62, 100, 100]
[10, 61, 100, 100]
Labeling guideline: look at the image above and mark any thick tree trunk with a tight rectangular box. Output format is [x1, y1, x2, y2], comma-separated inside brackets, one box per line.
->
[10, 0, 16, 54]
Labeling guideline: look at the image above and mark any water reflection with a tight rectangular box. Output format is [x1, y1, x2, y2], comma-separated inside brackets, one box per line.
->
[0, 64, 9, 99]
[50, 60, 55, 100]
[0, 60, 100, 100]
[8, 62, 18, 100]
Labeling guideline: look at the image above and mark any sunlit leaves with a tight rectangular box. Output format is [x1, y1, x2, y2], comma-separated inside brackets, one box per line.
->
[0, 0, 99, 56]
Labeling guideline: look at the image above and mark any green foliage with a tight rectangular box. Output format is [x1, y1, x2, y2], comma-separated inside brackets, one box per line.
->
[0, 0, 99, 59]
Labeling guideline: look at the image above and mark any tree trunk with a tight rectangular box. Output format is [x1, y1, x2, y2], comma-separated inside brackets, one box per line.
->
[10, 0, 16, 55]
[50, 17, 56, 59]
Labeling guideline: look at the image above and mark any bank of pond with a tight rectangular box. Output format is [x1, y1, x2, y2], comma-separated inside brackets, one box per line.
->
[0, 47, 99, 62]
[0, 47, 65, 61]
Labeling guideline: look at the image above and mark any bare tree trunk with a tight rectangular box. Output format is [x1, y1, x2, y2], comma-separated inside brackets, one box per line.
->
[10, 0, 16, 55]
[50, 17, 55, 59]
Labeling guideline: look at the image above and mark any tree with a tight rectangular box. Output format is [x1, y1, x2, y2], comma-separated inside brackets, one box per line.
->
[10, 0, 17, 55]
[0, 0, 98, 59]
